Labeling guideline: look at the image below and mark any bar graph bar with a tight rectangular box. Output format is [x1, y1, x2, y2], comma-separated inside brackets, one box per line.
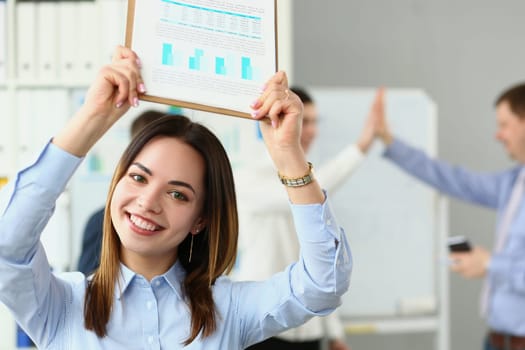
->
[215, 57, 226, 75]
[162, 43, 174, 65]
[241, 56, 252, 80]
[189, 49, 204, 70]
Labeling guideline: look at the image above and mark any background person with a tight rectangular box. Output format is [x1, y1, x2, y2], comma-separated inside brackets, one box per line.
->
[371, 86, 525, 350]
[235, 86, 378, 350]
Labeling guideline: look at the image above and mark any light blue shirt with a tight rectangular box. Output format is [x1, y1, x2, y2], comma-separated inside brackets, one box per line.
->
[385, 138, 525, 335]
[0, 142, 352, 349]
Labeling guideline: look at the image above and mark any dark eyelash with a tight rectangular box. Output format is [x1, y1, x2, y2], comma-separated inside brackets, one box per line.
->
[130, 173, 146, 182]
[170, 190, 188, 201]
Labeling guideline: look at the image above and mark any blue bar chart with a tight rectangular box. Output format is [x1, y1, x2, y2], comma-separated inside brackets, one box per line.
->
[161, 42, 258, 81]
[132, 0, 276, 115]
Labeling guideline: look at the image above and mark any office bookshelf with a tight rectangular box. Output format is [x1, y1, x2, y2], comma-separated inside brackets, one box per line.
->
[0, 1, 128, 348]
[2, 0, 127, 176]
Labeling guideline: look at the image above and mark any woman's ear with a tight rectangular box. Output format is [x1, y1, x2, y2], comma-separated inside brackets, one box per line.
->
[191, 217, 207, 235]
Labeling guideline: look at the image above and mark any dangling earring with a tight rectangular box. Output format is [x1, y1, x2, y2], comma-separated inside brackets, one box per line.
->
[188, 234, 194, 263]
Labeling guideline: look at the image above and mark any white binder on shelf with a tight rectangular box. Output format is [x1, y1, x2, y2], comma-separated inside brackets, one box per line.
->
[76, 1, 100, 84]
[0, 0, 6, 84]
[16, 88, 70, 169]
[0, 89, 8, 170]
[0, 303, 15, 350]
[57, 1, 78, 83]
[99, 0, 127, 66]
[36, 1, 59, 82]
[33, 89, 69, 147]
[17, 91, 72, 269]
[16, 1, 37, 82]
[16, 89, 36, 168]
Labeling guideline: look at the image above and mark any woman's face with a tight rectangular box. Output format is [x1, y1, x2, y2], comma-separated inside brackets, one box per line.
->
[110, 136, 206, 275]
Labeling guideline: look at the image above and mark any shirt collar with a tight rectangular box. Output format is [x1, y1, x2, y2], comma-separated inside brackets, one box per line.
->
[115, 261, 186, 300]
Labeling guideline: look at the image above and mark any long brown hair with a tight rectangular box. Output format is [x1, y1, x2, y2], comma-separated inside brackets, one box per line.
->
[84, 115, 238, 345]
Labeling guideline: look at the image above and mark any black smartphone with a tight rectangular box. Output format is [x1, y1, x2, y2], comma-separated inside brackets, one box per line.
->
[447, 235, 472, 252]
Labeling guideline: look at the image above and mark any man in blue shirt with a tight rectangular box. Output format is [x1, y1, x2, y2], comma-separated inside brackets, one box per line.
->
[371, 85, 525, 350]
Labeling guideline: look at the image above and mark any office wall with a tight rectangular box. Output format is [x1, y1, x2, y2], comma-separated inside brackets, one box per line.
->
[292, 1, 525, 349]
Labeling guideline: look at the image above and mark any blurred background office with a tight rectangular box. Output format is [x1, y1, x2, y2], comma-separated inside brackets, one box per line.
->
[290, 1, 525, 350]
[1, 0, 525, 349]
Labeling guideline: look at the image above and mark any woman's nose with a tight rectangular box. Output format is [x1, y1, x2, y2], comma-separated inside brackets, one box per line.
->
[137, 189, 162, 214]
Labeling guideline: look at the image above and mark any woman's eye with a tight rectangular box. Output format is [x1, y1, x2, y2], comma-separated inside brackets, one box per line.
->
[130, 174, 146, 183]
[169, 190, 187, 201]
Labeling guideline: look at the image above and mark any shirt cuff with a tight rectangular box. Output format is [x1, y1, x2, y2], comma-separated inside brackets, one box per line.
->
[487, 253, 511, 284]
[24, 141, 83, 196]
[383, 137, 409, 160]
[347, 143, 365, 161]
[290, 192, 341, 243]
[1, 142, 82, 214]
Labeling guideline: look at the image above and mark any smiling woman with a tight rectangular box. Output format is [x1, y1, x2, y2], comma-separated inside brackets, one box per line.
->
[90, 115, 238, 343]
[111, 134, 209, 277]
[0, 46, 352, 349]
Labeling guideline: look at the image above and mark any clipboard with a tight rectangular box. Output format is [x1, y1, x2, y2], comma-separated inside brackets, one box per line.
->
[126, 0, 278, 119]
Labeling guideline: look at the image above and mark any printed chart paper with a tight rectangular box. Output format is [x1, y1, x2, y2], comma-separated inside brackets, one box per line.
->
[126, 0, 277, 118]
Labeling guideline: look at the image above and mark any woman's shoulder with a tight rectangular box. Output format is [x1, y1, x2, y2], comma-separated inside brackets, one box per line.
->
[54, 271, 89, 296]
[213, 275, 234, 292]
[212, 275, 255, 302]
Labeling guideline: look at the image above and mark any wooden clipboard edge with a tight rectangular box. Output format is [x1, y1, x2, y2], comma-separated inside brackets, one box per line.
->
[125, 0, 277, 120]
[141, 94, 252, 119]
[125, 0, 136, 48]
[274, 0, 279, 71]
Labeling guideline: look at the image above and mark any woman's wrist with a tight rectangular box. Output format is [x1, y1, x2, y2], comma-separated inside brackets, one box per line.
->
[53, 107, 110, 157]
[273, 154, 309, 179]
[278, 162, 313, 187]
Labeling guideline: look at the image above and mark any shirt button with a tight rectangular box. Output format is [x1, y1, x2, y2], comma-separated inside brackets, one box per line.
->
[155, 280, 161, 287]
[148, 336, 154, 344]
[327, 219, 332, 226]
[147, 301, 153, 310]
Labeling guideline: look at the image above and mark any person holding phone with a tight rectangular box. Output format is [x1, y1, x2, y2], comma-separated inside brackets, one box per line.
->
[370, 86, 525, 350]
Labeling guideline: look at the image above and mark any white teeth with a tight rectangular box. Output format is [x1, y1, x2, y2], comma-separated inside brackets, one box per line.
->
[130, 214, 157, 231]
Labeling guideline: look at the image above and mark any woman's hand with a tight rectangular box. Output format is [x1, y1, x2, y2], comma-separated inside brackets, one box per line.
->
[53, 46, 144, 156]
[250, 71, 324, 204]
[250, 71, 304, 173]
[82, 46, 145, 127]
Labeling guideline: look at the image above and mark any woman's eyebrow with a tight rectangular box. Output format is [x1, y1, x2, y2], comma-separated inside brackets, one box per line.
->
[131, 162, 196, 194]
[167, 180, 196, 194]
[131, 162, 152, 175]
